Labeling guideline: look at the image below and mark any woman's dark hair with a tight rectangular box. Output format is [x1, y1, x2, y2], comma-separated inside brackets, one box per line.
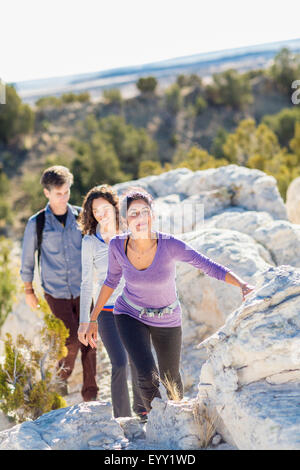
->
[120, 186, 154, 219]
[79, 185, 120, 235]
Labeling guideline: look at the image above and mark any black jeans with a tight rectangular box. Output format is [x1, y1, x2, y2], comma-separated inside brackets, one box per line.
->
[98, 310, 146, 418]
[114, 314, 183, 412]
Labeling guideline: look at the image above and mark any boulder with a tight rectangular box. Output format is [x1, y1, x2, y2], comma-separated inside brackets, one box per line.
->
[254, 220, 300, 267]
[286, 176, 300, 224]
[146, 397, 203, 450]
[197, 265, 300, 450]
[0, 401, 127, 450]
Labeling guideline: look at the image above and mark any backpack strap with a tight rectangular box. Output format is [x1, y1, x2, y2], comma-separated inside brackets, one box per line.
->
[36, 209, 46, 267]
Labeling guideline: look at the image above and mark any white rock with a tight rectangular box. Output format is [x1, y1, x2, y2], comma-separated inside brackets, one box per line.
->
[146, 398, 203, 450]
[205, 209, 274, 236]
[0, 402, 126, 450]
[254, 220, 300, 267]
[178, 228, 273, 340]
[197, 265, 300, 450]
[286, 176, 300, 224]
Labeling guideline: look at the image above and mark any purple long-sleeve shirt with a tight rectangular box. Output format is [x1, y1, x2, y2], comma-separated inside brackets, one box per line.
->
[103, 231, 231, 327]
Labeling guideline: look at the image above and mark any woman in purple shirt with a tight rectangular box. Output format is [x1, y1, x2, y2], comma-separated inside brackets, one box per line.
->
[86, 188, 254, 416]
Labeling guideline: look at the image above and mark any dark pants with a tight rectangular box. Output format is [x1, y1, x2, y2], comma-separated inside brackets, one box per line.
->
[44, 293, 98, 401]
[98, 310, 146, 418]
[114, 314, 183, 412]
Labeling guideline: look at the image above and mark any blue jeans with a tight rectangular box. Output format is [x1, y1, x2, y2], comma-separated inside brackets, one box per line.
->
[98, 310, 146, 418]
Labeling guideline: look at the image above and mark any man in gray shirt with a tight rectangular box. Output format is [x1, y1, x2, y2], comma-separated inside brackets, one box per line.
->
[20, 165, 98, 401]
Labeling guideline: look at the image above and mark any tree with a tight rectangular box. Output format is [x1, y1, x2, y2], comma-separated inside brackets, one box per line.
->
[70, 134, 127, 205]
[262, 107, 300, 148]
[96, 115, 158, 178]
[222, 119, 281, 166]
[268, 48, 300, 95]
[0, 85, 34, 144]
[61, 92, 90, 104]
[176, 74, 202, 88]
[102, 88, 123, 105]
[138, 160, 172, 178]
[0, 167, 12, 227]
[0, 237, 18, 330]
[165, 83, 183, 114]
[205, 69, 253, 110]
[210, 127, 229, 159]
[0, 295, 69, 423]
[175, 146, 229, 171]
[136, 77, 157, 94]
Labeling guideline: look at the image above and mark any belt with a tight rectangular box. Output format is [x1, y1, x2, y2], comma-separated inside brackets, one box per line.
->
[121, 292, 180, 319]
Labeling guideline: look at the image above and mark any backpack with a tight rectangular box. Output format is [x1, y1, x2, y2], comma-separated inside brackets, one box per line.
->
[36, 205, 82, 266]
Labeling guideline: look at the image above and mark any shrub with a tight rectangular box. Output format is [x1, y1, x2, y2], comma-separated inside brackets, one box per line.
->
[0, 295, 69, 423]
[165, 83, 183, 114]
[205, 69, 253, 110]
[136, 77, 157, 94]
[0, 85, 34, 144]
[102, 88, 123, 105]
[0, 237, 18, 329]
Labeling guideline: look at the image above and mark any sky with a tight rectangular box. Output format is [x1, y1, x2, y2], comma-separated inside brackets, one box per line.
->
[1, 0, 300, 83]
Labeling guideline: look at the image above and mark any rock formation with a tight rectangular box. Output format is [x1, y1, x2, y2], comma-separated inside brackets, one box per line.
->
[198, 264, 300, 450]
[1, 164, 299, 449]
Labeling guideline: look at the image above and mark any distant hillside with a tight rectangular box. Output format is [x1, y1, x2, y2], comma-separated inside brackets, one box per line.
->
[13, 38, 300, 105]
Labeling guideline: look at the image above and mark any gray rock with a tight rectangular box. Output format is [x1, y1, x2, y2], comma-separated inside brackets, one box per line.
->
[0, 401, 126, 450]
[198, 265, 300, 449]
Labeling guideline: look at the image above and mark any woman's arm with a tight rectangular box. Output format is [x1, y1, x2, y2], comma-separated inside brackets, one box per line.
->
[224, 271, 255, 301]
[85, 240, 123, 348]
[79, 236, 95, 323]
[167, 235, 231, 281]
[167, 235, 255, 300]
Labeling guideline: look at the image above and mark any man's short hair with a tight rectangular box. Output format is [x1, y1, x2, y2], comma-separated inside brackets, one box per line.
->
[40, 166, 74, 190]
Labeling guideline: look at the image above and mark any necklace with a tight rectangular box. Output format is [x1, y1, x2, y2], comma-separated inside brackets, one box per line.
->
[127, 237, 157, 259]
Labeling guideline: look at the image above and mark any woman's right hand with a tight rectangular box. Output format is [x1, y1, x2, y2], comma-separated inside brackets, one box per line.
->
[86, 322, 98, 349]
[77, 322, 90, 346]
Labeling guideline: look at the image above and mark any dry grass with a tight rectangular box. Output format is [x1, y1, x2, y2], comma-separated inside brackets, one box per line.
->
[192, 399, 220, 448]
[153, 371, 182, 401]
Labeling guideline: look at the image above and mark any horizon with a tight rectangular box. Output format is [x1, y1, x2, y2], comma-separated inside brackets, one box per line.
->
[2, 0, 300, 83]
[8, 36, 300, 86]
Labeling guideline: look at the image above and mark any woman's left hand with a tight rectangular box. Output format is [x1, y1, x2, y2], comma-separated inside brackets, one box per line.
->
[240, 282, 255, 301]
[78, 322, 90, 346]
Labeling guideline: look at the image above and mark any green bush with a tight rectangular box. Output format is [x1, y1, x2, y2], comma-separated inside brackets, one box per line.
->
[176, 74, 202, 88]
[61, 92, 90, 104]
[194, 96, 207, 115]
[35, 96, 62, 108]
[136, 77, 157, 94]
[262, 107, 300, 148]
[0, 169, 12, 226]
[102, 88, 123, 105]
[0, 85, 34, 144]
[174, 146, 229, 171]
[0, 296, 69, 423]
[165, 83, 183, 114]
[267, 47, 300, 95]
[0, 237, 18, 329]
[205, 69, 253, 110]
[138, 160, 172, 178]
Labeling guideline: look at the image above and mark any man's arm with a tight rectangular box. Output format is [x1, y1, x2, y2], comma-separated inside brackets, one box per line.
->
[20, 218, 40, 310]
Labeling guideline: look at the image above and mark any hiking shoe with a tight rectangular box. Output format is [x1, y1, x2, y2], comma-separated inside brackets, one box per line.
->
[137, 411, 148, 424]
